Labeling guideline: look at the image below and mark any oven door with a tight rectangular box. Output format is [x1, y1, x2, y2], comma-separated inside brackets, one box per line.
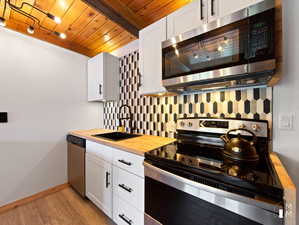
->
[162, 8, 275, 83]
[144, 162, 284, 225]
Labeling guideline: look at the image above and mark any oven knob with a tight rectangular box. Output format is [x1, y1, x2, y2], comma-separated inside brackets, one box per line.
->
[239, 124, 246, 129]
[180, 121, 185, 127]
[252, 124, 260, 131]
[188, 122, 193, 127]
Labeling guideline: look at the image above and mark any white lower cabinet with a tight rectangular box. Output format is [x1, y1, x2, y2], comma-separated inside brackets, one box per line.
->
[85, 141, 144, 225]
[86, 152, 112, 217]
[113, 195, 144, 225]
[113, 166, 144, 212]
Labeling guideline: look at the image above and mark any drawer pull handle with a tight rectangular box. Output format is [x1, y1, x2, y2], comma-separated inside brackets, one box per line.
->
[118, 184, 133, 193]
[119, 214, 132, 225]
[200, 0, 204, 20]
[118, 159, 132, 166]
[106, 172, 110, 188]
[211, 0, 215, 16]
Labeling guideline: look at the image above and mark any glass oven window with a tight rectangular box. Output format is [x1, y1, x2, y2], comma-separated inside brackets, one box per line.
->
[145, 177, 262, 225]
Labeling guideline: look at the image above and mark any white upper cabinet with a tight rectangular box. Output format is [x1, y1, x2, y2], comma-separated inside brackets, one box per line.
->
[166, 0, 265, 38]
[88, 52, 119, 102]
[139, 18, 167, 95]
[167, 0, 208, 39]
[209, 0, 264, 22]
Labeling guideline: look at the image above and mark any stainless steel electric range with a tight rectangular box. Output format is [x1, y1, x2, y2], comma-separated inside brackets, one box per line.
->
[144, 118, 284, 225]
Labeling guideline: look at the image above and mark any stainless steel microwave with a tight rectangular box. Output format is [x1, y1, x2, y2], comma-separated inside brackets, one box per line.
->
[162, 0, 276, 93]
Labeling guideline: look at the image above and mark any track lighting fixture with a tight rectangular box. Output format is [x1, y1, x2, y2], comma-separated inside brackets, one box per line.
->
[27, 25, 34, 34]
[1, 0, 65, 39]
[0, 17, 6, 27]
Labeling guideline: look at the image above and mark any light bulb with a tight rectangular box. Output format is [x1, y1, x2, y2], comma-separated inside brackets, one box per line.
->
[27, 26, 34, 34]
[53, 31, 67, 39]
[104, 34, 110, 41]
[217, 45, 224, 52]
[59, 33, 66, 39]
[0, 17, 6, 27]
[54, 16, 61, 24]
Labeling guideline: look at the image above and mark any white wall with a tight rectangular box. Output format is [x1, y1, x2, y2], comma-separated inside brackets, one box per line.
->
[0, 28, 102, 206]
[273, 0, 299, 223]
[111, 39, 139, 57]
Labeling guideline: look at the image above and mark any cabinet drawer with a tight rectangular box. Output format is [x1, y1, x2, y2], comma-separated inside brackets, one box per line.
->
[113, 166, 144, 211]
[86, 141, 113, 162]
[113, 149, 144, 177]
[113, 195, 144, 225]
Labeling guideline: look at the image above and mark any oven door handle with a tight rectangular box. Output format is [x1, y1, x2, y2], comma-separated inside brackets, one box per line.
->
[144, 162, 284, 225]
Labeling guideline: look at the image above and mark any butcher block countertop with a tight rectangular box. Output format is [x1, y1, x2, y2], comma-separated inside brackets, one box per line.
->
[69, 129, 176, 156]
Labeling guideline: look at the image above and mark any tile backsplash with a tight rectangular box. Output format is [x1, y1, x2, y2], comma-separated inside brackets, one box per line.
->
[103, 50, 272, 138]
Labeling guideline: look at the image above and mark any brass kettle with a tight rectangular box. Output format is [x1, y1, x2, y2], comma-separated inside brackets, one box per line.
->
[220, 128, 259, 162]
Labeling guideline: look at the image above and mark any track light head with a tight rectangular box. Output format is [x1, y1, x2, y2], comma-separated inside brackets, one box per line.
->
[53, 31, 66, 39]
[47, 13, 61, 24]
[104, 34, 110, 41]
[27, 25, 34, 34]
[0, 17, 6, 27]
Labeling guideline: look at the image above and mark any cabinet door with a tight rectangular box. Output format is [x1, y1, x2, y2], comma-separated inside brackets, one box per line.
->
[139, 18, 167, 95]
[167, 0, 208, 39]
[88, 56, 100, 101]
[98, 54, 104, 100]
[209, 0, 263, 22]
[86, 153, 112, 217]
[88, 55, 104, 101]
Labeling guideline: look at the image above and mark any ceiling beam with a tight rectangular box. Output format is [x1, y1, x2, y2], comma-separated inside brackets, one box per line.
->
[100, 0, 147, 29]
[82, 0, 139, 38]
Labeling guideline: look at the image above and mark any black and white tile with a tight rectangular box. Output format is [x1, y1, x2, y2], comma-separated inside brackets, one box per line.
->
[104, 50, 272, 138]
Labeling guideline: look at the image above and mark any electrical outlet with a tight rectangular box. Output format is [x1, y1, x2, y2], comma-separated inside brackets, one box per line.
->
[279, 113, 294, 130]
[0, 112, 8, 123]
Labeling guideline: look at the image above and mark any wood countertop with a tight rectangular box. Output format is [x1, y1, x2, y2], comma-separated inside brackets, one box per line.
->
[69, 129, 176, 156]
[270, 152, 296, 225]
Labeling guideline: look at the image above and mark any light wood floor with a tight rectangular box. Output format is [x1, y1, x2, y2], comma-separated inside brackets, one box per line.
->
[0, 188, 115, 225]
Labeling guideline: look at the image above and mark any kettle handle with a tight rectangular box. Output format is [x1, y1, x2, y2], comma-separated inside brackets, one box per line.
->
[227, 128, 257, 144]
[220, 134, 230, 143]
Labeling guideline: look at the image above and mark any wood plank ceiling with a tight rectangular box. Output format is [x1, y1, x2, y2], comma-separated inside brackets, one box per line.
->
[0, 0, 192, 57]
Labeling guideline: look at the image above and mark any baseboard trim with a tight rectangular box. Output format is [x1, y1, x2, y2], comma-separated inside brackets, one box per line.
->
[0, 183, 69, 214]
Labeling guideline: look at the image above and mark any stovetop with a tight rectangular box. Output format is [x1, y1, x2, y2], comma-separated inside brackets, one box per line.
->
[145, 141, 283, 203]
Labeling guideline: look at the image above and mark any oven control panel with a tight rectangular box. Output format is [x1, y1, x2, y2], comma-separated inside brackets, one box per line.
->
[176, 118, 268, 138]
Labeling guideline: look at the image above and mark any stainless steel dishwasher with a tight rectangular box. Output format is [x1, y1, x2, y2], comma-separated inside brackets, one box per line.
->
[67, 135, 86, 197]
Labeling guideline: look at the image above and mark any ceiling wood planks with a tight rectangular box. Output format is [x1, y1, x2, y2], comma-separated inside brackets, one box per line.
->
[1, 0, 191, 57]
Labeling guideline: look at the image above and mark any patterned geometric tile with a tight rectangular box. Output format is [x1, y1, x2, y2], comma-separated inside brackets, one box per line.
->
[103, 50, 273, 138]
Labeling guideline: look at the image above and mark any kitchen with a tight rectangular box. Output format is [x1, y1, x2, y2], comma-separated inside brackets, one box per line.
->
[0, 0, 297, 224]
